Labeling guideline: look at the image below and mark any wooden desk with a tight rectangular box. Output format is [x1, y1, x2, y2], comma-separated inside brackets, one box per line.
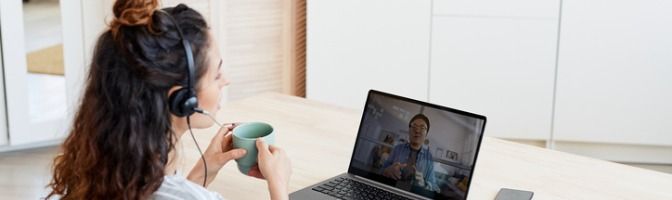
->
[181, 93, 672, 200]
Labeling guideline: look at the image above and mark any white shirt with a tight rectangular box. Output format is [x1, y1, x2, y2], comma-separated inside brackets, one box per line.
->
[151, 175, 224, 200]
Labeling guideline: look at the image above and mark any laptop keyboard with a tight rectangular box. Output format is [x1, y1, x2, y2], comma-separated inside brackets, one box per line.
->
[312, 177, 412, 200]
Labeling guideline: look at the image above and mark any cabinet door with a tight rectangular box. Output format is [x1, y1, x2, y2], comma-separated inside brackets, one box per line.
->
[429, 16, 559, 140]
[306, 0, 431, 109]
[434, 0, 559, 18]
[554, 0, 672, 145]
[0, 0, 87, 147]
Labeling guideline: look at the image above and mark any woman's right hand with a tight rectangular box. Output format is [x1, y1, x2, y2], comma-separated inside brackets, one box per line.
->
[249, 139, 292, 200]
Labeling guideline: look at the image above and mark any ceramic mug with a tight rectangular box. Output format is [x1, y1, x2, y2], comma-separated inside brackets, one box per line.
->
[232, 122, 275, 174]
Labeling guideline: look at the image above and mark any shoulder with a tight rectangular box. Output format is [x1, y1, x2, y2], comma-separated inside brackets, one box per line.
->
[390, 144, 405, 154]
[420, 146, 433, 158]
[394, 143, 409, 151]
[151, 175, 225, 200]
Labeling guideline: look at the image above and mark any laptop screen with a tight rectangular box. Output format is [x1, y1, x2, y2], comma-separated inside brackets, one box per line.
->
[348, 90, 486, 200]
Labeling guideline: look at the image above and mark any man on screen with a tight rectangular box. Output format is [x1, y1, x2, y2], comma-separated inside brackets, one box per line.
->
[382, 113, 439, 192]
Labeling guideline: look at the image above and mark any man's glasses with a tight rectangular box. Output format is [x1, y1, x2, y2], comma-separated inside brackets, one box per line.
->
[409, 124, 428, 131]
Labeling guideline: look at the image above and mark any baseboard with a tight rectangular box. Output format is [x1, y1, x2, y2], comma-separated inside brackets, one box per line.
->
[627, 163, 672, 174]
[503, 139, 547, 148]
[0, 138, 63, 153]
[553, 141, 672, 164]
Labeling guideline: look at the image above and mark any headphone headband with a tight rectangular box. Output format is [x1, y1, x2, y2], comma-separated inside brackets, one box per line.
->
[155, 6, 209, 188]
[182, 39, 195, 90]
[158, 10, 195, 91]
[158, 9, 199, 117]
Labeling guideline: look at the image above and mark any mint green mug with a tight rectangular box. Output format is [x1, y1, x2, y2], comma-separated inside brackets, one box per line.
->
[232, 122, 275, 174]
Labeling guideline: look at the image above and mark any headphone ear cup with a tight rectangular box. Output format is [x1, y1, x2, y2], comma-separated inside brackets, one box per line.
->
[183, 92, 199, 116]
[168, 88, 198, 117]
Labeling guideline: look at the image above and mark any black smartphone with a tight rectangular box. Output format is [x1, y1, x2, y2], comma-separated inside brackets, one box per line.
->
[495, 188, 534, 200]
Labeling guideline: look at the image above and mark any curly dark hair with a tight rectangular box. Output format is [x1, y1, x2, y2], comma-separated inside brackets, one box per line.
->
[46, 0, 210, 199]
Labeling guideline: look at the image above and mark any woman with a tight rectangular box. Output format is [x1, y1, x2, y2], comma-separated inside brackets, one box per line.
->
[46, 0, 291, 199]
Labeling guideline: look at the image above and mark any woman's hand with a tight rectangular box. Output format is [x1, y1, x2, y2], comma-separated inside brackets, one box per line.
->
[187, 124, 247, 187]
[247, 139, 292, 200]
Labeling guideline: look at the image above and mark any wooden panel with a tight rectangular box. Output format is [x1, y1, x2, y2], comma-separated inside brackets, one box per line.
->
[554, 0, 672, 146]
[163, 0, 211, 22]
[429, 16, 559, 140]
[165, 0, 291, 101]
[219, 0, 287, 101]
[283, 0, 306, 97]
[307, 0, 432, 109]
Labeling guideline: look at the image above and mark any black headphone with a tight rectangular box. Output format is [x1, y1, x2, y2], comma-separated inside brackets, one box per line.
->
[162, 10, 199, 117]
[159, 9, 209, 187]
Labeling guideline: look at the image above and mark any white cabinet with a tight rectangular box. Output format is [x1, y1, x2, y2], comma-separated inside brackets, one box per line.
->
[0, 0, 112, 150]
[0, 0, 83, 149]
[429, 16, 559, 140]
[554, 0, 672, 146]
[306, 0, 432, 109]
[433, 0, 559, 18]
[307, 0, 672, 163]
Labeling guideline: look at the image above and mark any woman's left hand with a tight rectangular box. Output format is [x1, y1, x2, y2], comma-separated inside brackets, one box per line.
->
[187, 124, 247, 186]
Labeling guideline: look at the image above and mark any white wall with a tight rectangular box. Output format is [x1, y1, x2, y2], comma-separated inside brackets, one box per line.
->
[0, 31, 6, 146]
[307, 0, 432, 108]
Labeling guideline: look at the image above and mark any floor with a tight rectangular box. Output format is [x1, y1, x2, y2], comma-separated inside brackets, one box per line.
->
[0, 147, 56, 199]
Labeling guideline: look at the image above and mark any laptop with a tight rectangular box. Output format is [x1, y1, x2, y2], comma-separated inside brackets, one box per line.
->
[290, 90, 487, 200]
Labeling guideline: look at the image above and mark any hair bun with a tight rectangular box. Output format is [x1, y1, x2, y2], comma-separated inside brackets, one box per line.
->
[110, 0, 159, 37]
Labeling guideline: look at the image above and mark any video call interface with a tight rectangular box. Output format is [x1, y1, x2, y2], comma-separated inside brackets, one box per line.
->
[351, 93, 485, 200]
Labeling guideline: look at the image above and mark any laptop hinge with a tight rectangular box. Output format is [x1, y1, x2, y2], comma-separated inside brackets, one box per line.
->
[347, 173, 433, 200]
